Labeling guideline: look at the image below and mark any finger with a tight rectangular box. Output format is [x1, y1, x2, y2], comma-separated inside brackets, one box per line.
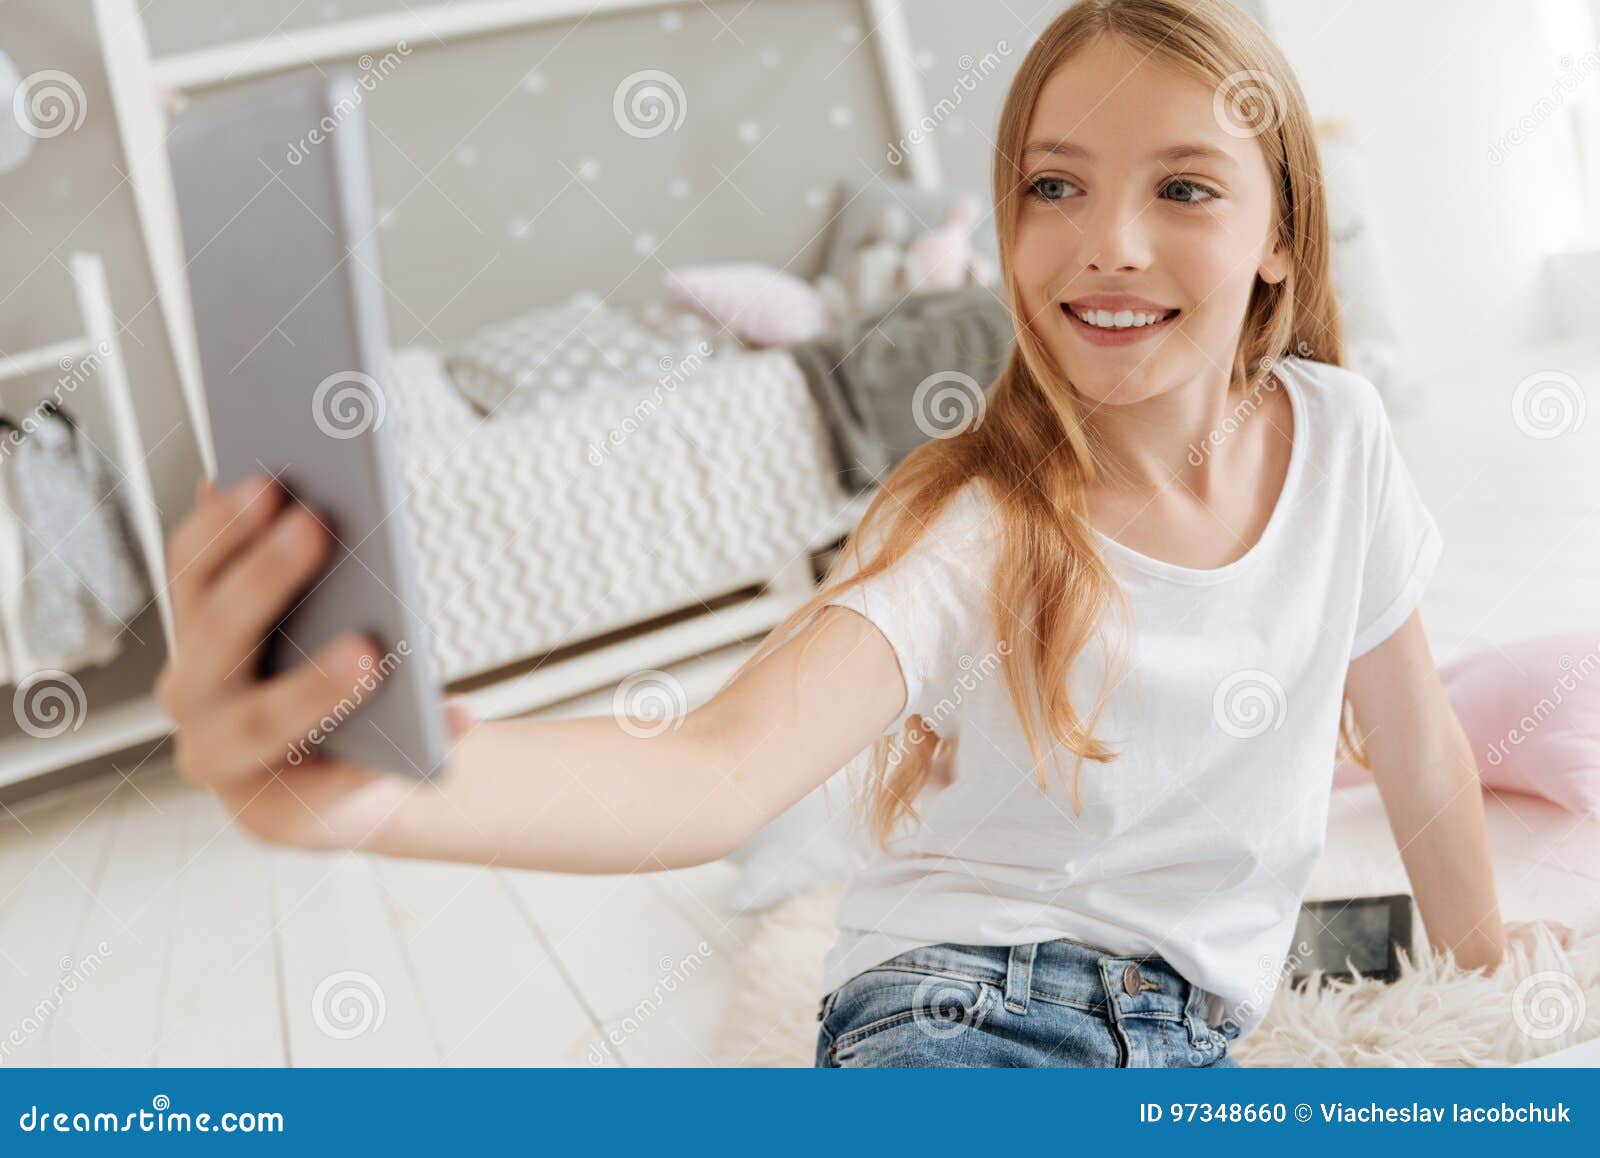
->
[443, 698, 474, 741]
[190, 504, 335, 689]
[167, 475, 284, 611]
[180, 633, 385, 787]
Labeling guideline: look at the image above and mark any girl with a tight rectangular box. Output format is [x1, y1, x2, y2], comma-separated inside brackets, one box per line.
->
[158, 0, 1563, 1069]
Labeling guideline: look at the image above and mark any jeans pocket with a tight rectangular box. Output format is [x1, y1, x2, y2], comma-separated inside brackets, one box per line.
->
[827, 968, 997, 1057]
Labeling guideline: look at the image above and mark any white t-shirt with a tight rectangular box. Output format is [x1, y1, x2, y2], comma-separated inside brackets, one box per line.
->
[817, 356, 1443, 1039]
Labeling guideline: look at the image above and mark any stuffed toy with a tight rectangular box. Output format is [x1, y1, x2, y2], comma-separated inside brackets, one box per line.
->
[903, 194, 998, 294]
[817, 195, 998, 326]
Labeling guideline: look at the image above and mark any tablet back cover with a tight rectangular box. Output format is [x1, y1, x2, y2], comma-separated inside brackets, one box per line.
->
[169, 70, 447, 778]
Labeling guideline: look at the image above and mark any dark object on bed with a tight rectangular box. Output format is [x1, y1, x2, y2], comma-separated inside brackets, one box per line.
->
[1287, 893, 1415, 987]
[789, 284, 1014, 492]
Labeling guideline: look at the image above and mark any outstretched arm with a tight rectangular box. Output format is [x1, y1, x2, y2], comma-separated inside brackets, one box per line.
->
[158, 475, 907, 874]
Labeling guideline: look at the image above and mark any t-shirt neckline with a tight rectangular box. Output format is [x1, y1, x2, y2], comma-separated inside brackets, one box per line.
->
[1090, 362, 1304, 586]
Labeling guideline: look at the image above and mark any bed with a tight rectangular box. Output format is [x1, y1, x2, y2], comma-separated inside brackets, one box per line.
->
[385, 341, 853, 685]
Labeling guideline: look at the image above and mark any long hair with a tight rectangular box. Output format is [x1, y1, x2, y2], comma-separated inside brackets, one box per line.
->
[736, 0, 1361, 852]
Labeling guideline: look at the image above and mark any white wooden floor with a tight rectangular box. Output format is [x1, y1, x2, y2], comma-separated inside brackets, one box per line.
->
[0, 764, 751, 1066]
[0, 337, 1596, 1067]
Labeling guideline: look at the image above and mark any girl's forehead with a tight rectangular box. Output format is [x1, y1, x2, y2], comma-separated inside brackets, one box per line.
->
[1025, 48, 1262, 175]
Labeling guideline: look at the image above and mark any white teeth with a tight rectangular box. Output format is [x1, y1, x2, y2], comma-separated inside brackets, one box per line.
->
[1071, 306, 1173, 329]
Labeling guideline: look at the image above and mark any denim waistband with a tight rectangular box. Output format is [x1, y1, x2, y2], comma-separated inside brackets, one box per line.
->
[855, 936, 1214, 1029]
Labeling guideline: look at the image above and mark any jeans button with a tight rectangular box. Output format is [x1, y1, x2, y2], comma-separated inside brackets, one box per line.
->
[1122, 963, 1142, 997]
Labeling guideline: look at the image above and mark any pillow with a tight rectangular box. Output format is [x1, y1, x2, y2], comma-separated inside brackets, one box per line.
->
[664, 263, 833, 346]
[1334, 629, 1600, 817]
[618, 296, 732, 358]
[443, 292, 708, 416]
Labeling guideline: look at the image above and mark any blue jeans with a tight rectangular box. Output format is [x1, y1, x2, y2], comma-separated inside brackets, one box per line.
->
[814, 938, 1244, 1068]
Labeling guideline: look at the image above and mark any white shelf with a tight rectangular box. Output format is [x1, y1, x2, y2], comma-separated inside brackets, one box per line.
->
[0, 253, 178, 795]
[0, 692, 170, 789]
[0, 338, 95, 385]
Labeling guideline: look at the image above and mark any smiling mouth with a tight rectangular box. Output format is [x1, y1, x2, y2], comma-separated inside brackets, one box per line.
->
[1060, 302, 1182, 331]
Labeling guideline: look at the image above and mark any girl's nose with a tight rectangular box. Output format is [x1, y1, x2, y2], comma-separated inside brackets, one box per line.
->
[1081, 194, 1154, 273]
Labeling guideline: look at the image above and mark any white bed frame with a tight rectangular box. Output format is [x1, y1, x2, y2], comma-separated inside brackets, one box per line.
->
[85, 0, 941, 740]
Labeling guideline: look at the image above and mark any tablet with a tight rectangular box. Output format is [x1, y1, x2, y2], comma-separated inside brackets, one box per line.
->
[168, 70, 448, 778]
[1288, 893, 1414, 986]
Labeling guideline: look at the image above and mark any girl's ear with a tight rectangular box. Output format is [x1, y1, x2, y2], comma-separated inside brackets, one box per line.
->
[1258, 242, 1290, 287]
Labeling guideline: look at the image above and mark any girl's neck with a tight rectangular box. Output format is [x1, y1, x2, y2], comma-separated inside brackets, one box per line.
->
[1083, 368, 1260, 499]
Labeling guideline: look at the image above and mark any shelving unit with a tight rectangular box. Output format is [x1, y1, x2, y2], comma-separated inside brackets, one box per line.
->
[0, 252, 176, 789]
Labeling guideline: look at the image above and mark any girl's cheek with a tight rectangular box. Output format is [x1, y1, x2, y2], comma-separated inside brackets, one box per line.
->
[1012, 222, 1072, 295]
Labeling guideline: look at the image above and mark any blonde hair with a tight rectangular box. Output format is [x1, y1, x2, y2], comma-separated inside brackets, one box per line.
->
[739, 0, 1362, 852]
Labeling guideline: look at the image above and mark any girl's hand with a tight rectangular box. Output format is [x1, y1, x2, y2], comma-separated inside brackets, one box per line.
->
[154, 475, 451, 851]
[1502, 919, 1574, 964]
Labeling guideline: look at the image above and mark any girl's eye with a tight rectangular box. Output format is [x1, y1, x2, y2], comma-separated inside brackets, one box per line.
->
[1027, 176, 1078, 203]
[1162, 177, 1219, 205]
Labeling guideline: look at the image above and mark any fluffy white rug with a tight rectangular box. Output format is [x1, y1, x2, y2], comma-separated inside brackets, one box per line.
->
[708, 881, 1600, 1067]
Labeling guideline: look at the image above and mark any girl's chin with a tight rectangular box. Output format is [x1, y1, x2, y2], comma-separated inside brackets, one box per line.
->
[1060, 365, 1167, 407]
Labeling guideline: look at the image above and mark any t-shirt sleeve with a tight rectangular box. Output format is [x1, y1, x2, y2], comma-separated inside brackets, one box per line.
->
[1349, 380, 1443, 659]
[821, 485, 996, 736]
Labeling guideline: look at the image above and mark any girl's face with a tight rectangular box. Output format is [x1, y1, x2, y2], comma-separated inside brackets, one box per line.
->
[1012, 36, 1289, 408]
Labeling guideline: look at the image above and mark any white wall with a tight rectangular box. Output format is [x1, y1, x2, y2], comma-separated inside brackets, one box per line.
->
[1265, 0, 1593, 372]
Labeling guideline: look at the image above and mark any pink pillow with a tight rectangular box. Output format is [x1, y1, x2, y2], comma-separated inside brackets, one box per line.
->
[1334, 630, 1600, 817]
[665, 264, 834, 346]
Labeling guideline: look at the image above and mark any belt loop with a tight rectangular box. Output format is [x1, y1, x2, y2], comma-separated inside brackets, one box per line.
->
[1181, 980, 1210, 1048]
[1003, 942, 1036, 1014]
